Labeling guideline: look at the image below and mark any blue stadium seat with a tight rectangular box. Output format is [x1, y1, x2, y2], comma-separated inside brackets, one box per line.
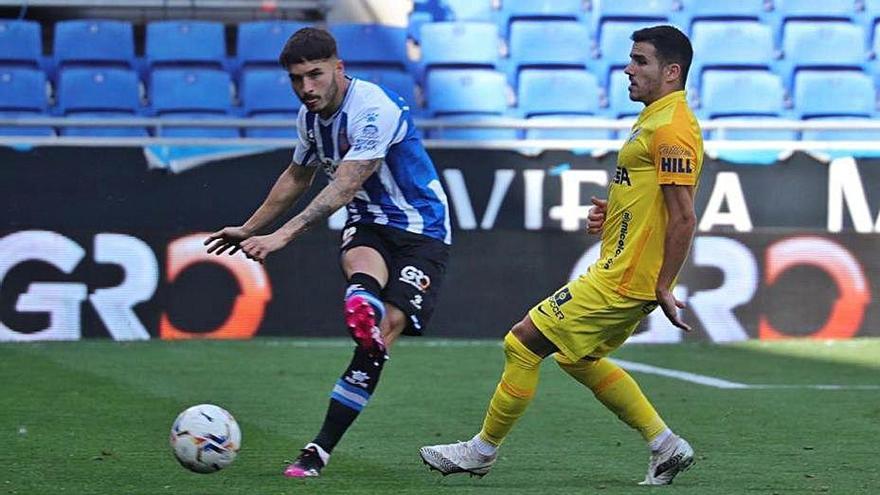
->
[347, 68, 419, 114]
[801, 116, 880, 141]
[146, 21, 226, 69]
[498, 0, 585, 37]
[677, 0, 766, 32]
[408, 10, 433, 44]
[237, 21, 310, 69]
[689, 21, 774, 90]
[592, 20, 662, 88]
[508, 21, 590, 82]
[0, 68, 53, 136]
[607, 69, 643, 118]
[590, 0, 674, 36]
[53, 20, 135, 71]
[239, 68, 300, 138]
[426, 68, 507, 115]
[865, 0, 880, 45]
[709, 116, 798, 141]
[699, 70, 784, 118]
[329, 24, 407, 70]
[56, 68, 145, 136]
[149, 68, 237, 137]
[420, 22, 499, 71]
[441, 0, 494, 21]
[793, 70, 875, 118]
[779, 21, 866, 89]
[517, 69, 600, 117]
[772, 0, 858, 45]
[0, 20, 41, 68]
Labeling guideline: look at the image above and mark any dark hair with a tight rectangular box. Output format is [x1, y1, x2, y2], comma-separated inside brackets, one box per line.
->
[278, 27, 338, 67]
[631, 25, 693, 87]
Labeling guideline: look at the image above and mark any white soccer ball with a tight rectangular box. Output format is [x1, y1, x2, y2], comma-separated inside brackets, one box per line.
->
[169, 404, 241, 473]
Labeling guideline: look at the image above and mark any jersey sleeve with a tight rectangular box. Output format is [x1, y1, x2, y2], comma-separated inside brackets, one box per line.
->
[651, 121, 700, 186]
[342, 95, 401, 162]
[292, 107, 318, 167]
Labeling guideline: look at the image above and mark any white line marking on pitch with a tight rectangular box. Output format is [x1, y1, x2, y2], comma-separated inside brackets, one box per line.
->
[612, 359, 880, 390]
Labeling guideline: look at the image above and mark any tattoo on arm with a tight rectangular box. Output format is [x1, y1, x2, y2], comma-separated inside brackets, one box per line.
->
[287, 159, 382, 236]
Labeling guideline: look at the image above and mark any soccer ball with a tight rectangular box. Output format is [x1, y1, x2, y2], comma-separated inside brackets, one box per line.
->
[169, 404, 241, 473]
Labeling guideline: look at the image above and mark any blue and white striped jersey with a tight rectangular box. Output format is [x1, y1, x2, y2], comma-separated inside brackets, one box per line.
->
[293, 77, 451, 244]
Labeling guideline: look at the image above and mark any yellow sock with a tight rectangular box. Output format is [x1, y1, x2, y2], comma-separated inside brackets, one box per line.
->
[555, 355, 667, 442]
[478, 332, 543, 446]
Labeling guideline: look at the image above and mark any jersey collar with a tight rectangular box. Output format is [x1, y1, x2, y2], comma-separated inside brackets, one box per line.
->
[638, 90, 687, 121]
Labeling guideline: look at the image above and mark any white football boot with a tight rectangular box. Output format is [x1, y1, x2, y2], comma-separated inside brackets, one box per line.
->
[639, 435, 695, 485]
[419, 440, 497, 477]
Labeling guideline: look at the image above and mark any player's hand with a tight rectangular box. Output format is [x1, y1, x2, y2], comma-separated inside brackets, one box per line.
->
[204, 226, 253, 256]
[587, 196, 607, 235]
[655, 288, 691, 332]
[240, 232, 287, 264]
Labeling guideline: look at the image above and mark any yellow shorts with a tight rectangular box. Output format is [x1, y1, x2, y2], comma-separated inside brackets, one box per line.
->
[528, 272, 658, 363]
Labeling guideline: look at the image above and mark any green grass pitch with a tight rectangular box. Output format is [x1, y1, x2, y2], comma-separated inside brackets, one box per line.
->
[2, 338, 878, 494]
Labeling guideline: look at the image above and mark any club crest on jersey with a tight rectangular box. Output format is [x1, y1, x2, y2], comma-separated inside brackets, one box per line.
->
[399, 265, 431, 292]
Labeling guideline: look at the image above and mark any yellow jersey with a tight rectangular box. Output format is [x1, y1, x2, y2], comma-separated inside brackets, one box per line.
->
[590, 90, 703, 300]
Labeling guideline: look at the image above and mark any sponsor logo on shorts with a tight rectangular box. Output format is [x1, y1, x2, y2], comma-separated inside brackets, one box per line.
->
[341, 226, 357, 248]
[553, 288, 572, 306]
[410, 294, 423, 310]
[399, 265, 431, 292]
[536, 304, 551, 318]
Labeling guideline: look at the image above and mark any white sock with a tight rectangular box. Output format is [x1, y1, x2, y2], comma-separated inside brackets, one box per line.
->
[648, 428, 674, 452]
[305, 442, 331, 465]
[470, 433, 497, 456]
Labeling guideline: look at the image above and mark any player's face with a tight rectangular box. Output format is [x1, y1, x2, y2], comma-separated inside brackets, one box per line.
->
[287, 57, 345, 116]
[624, 41, 664, 105]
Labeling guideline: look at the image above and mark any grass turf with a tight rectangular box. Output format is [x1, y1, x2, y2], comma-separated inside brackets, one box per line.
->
[2, 338, 878, 494]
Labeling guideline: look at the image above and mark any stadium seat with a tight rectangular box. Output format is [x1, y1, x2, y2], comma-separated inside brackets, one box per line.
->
[329, 24, 408, 70]
[677, 0, 766, 32]
[507, 21, 590, 82]
[592, 20, 663, 88]
[408, 10, 433, 44]
[237, 21, 311, 69]
[772, 0, 858, 45]
[498, 0, 585, 37]
[347, 68, 419, 114]
[689, 21, 774, 90]
[420, 22, 499, 71]
[779, 21, 867, 89]
[146, 21, 226, 69]
[149, 68, 238, 137]
[53, 20, 135, 71]
[517, 69, 600, 117]
[590, 0, 674, 36]
[426, 68, 507, 115]
[699, 70, 784, 118]
[523, 115, 614, 140]
[56, 67, 147, 136]
[800, 116, 880, 141]
[606, 69, 643, 118]
[0, 67, 53, 136]
[793, 70, 875, 118]
[0, 20, 41, 68]
[709, 116, 799, 141]
[441, 0, 494, 21]
[239, 68, 300, 138]
[865, 0, 880, 46]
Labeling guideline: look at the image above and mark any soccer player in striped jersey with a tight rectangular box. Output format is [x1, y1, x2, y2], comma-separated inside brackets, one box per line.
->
[205, 27, 451, 478]
[420, 25, 701, 486]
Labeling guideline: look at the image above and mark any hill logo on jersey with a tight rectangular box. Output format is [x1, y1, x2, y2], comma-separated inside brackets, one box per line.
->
[658, 144, 695, 174]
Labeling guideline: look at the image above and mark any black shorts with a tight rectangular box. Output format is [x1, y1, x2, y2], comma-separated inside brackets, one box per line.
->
[339, 223, 450, 336]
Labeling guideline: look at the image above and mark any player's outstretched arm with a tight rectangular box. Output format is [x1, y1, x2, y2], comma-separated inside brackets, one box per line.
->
[205, 163, 317, 256]
[655, 184, 696, 331]
[239, 158, 382, 263]
[586, 196, 607, 235]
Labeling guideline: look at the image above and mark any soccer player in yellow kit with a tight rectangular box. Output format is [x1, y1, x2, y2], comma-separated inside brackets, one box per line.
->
[420, 25, 702, 485]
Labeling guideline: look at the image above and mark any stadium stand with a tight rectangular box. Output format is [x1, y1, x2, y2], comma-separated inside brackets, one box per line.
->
[237, 20, 311, 70]
[328, 23, 408, 71]
[146, 20, 226, 70]
[688, 21, 775, 93]
[699, 70, 786, 118]
[793, 70, 876, 119]
[517, 69, 608, 140]
[592, 20, 665, 88]
[441, 0, 494, 22]
[56, 67, 147, 136]
[0, 67, 53, 136]
[149, 68, 238, 137]
[676, 0, 767, 32]
[507, 20, 591, 85]
[0, 20, 42, 69]
[239, 68, 299, 138]
[53, 20, 136, 71]
[778, 21, 866, 90]
[497, 0, 585, 37]
[426, 68, 515, 140]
